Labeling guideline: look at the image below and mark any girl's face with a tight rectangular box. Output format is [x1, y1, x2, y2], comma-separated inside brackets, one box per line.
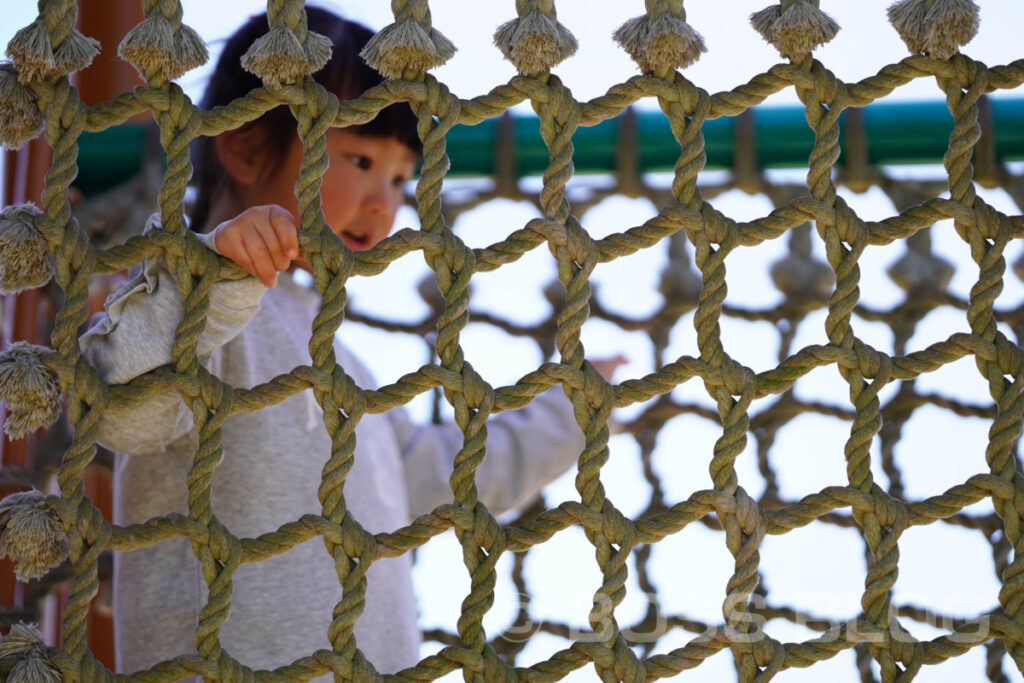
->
[259, 128, 418, 251]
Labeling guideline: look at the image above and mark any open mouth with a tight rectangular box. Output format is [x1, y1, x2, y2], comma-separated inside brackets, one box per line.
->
[341, 231, 369, 249]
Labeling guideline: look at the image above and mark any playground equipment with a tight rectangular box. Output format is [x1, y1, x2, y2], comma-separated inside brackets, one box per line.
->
[1, 0, 1023, 680]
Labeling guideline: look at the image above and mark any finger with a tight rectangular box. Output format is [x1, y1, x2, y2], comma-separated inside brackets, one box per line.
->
[214, 227, 258, 279]
[267, 205, 300, 260]
[249, 210, 291, 273]
[239, 227, 277, 287]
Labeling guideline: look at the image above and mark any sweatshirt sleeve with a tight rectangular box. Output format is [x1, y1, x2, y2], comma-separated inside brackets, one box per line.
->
[392, 388, 585, 519]
[78, 219, 267, 455]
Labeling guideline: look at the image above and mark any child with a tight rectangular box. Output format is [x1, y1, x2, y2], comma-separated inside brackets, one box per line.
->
[79, 7, 621, 678]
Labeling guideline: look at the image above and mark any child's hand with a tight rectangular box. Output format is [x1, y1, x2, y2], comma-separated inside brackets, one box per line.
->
[211, 205, 300, 287]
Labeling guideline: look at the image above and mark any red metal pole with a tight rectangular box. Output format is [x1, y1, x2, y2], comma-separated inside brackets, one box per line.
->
[67, 0, 144, 669]
[2, 140, 52, 626]
[2, 0, 142, 671]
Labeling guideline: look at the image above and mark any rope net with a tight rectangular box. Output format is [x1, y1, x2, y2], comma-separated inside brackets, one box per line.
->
[0, 0, 1023, 680]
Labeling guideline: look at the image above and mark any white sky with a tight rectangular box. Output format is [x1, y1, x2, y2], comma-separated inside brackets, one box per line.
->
[4, 2, 1024, 681]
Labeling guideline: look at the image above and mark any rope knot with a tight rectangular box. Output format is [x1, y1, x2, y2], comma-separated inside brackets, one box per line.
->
[751, 0, 839, 61]
[6, 14, 99, 83]
[180, 229, 215, 277]
[887, 0, 979, 61]
[752, 635, 786, 671]
[699, 201, 730, 244]
[720, 359, 755, 397]
[582, 360, 612, 412]
[971, 195, 1001, 240]
[330, 366, 365, 418]
[340, 513, 375, 562]
[887, 621, 923, 666]
[481, 648, 518, 682]
[0, 62, 44, 150]
[852, 339, 890, 380]
[733, 487, 763, 536]
[613, 1, 706, 74]
[205, 518, 240, 566]
[0, 342, 61, 440]
[494, 5, 578, 76]
[0, 491, 68, 581]
[831, 195, 864, 244]
[563, 216, 597, 272]
[360, 16, 455, 80]
[118, 14, 208, 82]
[993, 332, 1022, 379]
[610, 636, 646, 681]
[0, 623, 60, 682]
[0, 203, 53, 294]
[317, 230, 347, 274]
[869, 484, 906, 530]
[198, 368, 233, 415]
[241, 26, 331, 88]
[439, 227, 474, 274]
[600, 500, 634, 546]
[472, 501, 505, 550]
[459, 363, 493, 412]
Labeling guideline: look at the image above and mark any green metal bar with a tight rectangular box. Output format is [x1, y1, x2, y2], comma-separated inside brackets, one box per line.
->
[74, 97, 1024, 197]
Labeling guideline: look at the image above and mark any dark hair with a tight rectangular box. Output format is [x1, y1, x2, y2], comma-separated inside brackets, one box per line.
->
[190, 6, 421, 230]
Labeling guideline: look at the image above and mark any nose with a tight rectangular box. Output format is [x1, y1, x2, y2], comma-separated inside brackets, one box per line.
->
[363, 176, 397, 216]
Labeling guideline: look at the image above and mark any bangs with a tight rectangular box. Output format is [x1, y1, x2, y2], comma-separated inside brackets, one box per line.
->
[307, 7, 421, 153]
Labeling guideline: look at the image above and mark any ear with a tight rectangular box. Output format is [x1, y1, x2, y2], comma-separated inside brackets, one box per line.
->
[214, 125, 265, 187]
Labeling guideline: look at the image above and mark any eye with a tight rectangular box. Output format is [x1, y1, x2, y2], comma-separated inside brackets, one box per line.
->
[347, 155, 371, 170]
[392, 174, 408, 188]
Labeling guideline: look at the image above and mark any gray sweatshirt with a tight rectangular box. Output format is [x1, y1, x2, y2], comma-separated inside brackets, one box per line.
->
[79, 221, 584, 678]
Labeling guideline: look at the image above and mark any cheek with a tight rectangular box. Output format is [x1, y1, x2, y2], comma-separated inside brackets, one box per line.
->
[269, 186, 300, 220]
[389, 185, 407, 213]
[321, 165, 355, 201]
[319, 184, 356, 226]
